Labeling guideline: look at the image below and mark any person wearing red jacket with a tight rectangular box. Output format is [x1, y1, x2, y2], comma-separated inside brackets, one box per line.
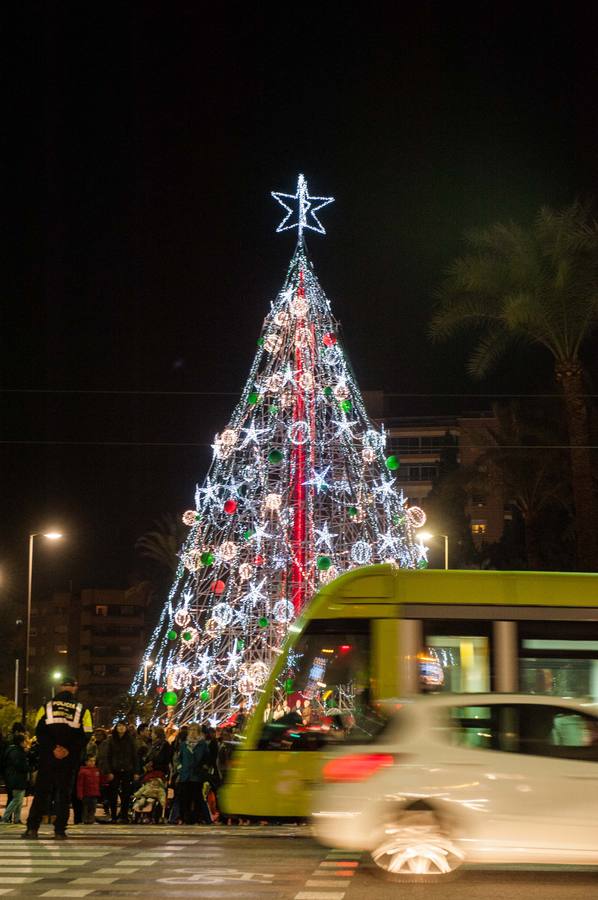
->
[76, 756, 101, 824]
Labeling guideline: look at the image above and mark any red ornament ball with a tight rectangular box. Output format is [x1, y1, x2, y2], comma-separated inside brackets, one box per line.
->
[156, 686, 165, 694]
[223, 499, 238, 515]
[323, 332, 337, 347]
[254, 554, 265, 566]
[211, 579, 226, 595]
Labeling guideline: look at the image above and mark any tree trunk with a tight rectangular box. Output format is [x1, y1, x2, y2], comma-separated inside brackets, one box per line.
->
[555, 360, 598, 571]
[523, 514, 543, 571]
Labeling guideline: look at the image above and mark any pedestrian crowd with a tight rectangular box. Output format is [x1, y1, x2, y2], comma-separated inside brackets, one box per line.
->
[0, 676, 243, 837]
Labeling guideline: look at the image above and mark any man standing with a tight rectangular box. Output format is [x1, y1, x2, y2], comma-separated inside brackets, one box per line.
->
[22, 676, 92, 839]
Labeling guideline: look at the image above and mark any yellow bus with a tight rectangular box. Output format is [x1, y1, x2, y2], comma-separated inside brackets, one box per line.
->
[220, 565, 598, 819]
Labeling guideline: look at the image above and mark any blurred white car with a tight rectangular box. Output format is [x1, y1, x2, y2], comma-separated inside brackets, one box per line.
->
[311, 694, 598, 881]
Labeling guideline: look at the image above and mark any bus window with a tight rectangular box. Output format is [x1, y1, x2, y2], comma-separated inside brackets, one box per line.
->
[424, 634, 490, 693]
[519, 635, 598, 702]
[257, 618, 386, 750]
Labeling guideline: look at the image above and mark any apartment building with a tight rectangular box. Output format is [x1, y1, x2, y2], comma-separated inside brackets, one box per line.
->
[362, 393, 506, 547]
[29, 582, 152, 714]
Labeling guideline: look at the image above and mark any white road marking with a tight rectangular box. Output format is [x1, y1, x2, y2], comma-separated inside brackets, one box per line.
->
[0, 860, 87, 867]
[95, 868, 139, 875]
[295, 893, 346, 900]
[0, 878, 42, 884]
[0, 870, 66, 876]
[41, 891, 95, 898]
[68, 877, 119, 884]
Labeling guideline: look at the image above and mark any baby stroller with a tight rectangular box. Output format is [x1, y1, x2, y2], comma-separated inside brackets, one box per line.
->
[131, 770, 167, 824]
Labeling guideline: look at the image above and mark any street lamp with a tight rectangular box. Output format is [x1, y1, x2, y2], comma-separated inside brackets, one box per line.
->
[22, 531, 64, 724]
[143, 658, 153, 693]
[51, 670, 63, 698]
[418, 531, 449, 570]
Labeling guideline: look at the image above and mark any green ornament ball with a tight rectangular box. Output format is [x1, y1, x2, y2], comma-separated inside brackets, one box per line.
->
[162, 690, 178, 707]
[284, 678, 294, 694]
[248, 391, 259, 405]
[257, 337, 265, 347]
[200, 690, 210, 702]
[200, 551, 215, 566]
[323, 386, 333, 399]
[348, 506, 358, 518]
[340, 398, 352, 413]
[243, 529, 254, 541]
[268, 449, 283, 465]
[386, 455, 400, 471]
[268, 404, 279, 416]
[258, 616, 269, 628]
[167, 630, 177, 641]
[236, 638, 245, 650]
[317, 555, 332, 571]
[182, 631, 191, 641]
[417, 558, 429, 569]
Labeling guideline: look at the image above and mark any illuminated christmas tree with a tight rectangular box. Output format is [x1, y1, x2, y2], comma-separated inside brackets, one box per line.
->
[132, 175, 427, 723]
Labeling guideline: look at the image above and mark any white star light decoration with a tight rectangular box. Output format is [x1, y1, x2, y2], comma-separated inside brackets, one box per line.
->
[272, 174, 334, 238]
[314, 521, 338, 550]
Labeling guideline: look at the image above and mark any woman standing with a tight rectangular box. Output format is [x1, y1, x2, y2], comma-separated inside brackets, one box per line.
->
[0, 734, 29, 824]
[178, 724, 211, 825]
[106, 721, 139, 823]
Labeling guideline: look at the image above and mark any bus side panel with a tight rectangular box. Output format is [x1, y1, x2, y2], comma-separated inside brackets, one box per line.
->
[220, 749, 327, 818]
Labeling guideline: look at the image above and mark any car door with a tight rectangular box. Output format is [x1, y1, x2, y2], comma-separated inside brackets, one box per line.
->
[501, 703, 598, 858]
[442, 702, 598, 860]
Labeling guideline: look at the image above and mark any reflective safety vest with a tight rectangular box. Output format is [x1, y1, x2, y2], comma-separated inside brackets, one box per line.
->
[38, 699, 93, 733]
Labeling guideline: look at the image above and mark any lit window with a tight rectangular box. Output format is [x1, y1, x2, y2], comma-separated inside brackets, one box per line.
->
[471, 522, 487, 537]
[95, 605, 108, 617]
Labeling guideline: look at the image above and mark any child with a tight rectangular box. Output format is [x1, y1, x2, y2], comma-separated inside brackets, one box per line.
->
[76, 756, 101, 824]
[0, 733, 29, 824]
[131, 770, 167, 823]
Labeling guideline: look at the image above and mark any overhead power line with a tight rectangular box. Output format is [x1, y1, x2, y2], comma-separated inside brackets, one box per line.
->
[2, 389, 598, 399]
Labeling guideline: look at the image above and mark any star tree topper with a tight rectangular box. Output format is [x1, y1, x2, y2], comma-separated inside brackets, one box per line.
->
[272, 174, 334, 238]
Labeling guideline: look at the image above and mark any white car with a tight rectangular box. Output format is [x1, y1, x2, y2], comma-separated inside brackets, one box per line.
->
[311, 693, 598, 881]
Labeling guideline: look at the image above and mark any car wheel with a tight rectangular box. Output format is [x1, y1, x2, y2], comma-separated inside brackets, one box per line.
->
[371, 809, 464, 882]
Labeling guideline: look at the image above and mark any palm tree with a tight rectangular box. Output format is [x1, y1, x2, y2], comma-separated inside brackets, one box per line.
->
[430, 202, 598, 570]
[135, 513, 188, 577]
[462, 404, 572, 570]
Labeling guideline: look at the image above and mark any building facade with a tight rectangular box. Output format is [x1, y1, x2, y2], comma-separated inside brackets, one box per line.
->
[361, 394, 507, 550]
[29, 582, 152, 715]
[384, 413, 506, 547]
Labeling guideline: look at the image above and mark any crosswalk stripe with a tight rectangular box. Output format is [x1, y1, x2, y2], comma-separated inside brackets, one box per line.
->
[40, 891, 95, 898]
[0, 869, 68, 875]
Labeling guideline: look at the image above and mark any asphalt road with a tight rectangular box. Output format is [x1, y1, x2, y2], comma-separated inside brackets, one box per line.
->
[0, 824, 595, 899]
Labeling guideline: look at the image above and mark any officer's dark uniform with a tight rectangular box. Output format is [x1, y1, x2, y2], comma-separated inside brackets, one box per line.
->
[23, 684, 92, 837]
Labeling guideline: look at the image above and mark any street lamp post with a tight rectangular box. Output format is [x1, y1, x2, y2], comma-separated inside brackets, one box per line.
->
[439, 534, 449, 571]
[419, 531, 449, 570]
[22, 532, 63, 725]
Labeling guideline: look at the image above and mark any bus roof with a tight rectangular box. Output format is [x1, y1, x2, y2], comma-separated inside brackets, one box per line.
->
[305, 565, 598, 620]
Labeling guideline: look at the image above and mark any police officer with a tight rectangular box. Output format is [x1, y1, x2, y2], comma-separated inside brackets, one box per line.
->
[22, 676, 92, 839]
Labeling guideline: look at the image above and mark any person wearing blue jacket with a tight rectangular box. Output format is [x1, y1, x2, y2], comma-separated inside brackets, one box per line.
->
[178, 724, 211, 824]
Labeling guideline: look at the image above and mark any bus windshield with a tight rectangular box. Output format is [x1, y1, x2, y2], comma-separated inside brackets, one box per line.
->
[257, 617, 388, 750]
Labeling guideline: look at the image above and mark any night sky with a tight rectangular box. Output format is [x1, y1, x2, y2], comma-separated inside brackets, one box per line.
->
[3, 2, 598, 607]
